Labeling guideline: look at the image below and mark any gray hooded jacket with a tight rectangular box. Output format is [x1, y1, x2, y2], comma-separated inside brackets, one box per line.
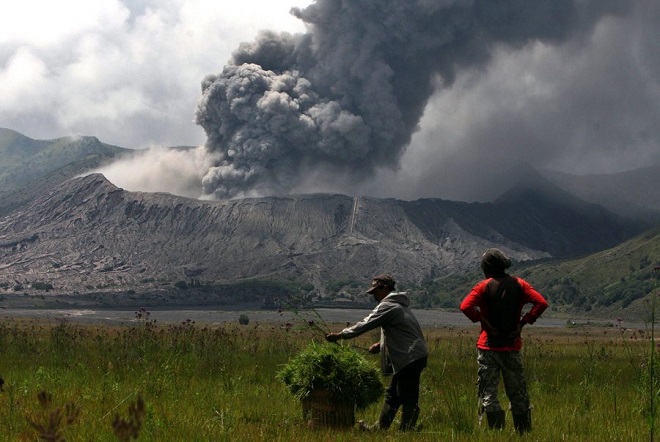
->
[339, 292, 428, 374]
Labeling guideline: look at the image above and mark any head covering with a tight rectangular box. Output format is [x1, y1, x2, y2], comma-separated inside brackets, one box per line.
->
[366, 274, 396, 294]
[481, 248, 512, 277]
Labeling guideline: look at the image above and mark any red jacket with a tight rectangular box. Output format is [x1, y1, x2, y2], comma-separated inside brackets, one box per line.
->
[460, 275, 548, 351]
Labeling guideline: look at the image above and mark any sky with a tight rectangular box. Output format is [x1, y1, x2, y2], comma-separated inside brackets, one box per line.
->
[1, 0, 658, 202]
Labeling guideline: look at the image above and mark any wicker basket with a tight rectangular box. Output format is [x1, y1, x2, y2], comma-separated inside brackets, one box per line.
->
[303, 389, 355, 428]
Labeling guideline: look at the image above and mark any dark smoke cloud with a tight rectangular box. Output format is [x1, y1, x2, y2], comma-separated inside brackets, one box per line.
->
[195, 0, 628, 199]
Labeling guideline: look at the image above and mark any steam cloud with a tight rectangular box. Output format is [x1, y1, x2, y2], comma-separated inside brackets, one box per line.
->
[194, 0, 626, 199]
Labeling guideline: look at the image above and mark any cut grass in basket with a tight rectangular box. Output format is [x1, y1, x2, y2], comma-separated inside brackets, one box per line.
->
[277, 341, 384, 410]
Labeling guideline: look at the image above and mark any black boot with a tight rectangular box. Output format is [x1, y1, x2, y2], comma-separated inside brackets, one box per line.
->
[486, 410, 505, 429]
[512, 409, 532, 434]
[359, 402, 398, 431]
[378, 403, 398, 429]
[399, 405, 420, 432]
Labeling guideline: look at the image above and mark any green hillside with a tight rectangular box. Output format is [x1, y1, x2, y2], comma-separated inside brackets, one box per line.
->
[518, 224, 660, 320]
[415, 225, 660, 321]
[0, 128, 130, 215]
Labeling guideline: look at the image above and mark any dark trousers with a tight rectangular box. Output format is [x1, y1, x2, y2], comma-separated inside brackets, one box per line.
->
[378, 356, 427, 430]
[384, 356, 427, 411]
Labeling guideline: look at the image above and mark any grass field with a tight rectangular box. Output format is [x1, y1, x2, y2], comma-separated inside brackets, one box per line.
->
[0, 312, 656, 441]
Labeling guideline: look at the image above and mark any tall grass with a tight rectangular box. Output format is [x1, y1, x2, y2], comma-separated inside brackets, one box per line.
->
[0, 316, 657, 441]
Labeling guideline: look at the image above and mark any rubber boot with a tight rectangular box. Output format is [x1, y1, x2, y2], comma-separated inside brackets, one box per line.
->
[399, 405, 420, 432]
[359, 402, 398, 431]
[378, 403, 398, 430]
[486, 410, 505, 430]
[512, 409, 532, 434]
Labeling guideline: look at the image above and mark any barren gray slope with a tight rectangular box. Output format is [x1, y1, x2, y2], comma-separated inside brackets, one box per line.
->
[0, 173, 640, 297]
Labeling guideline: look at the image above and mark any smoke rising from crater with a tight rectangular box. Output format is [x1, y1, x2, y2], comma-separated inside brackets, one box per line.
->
[194, 0, 627, 199]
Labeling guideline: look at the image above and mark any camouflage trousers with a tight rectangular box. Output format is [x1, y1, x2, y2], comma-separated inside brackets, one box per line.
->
[477, 349, 530, 415]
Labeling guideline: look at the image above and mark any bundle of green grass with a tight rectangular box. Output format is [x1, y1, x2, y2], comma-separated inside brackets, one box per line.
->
[277, 341, 384, 409]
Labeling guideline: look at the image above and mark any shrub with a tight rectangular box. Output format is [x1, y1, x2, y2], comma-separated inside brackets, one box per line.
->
[277, 341, 383, 410]
[238, 314, 250, 325]
[32, 282, 53, 291]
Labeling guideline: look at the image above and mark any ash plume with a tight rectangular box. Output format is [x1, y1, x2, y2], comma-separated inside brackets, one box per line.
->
[195, 0, 626, 199]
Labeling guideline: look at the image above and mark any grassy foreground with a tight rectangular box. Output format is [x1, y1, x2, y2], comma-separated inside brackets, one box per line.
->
[0, 314, 656, 441]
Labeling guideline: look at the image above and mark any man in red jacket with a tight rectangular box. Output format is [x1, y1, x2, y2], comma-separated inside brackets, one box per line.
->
[460, 248, 548, 433]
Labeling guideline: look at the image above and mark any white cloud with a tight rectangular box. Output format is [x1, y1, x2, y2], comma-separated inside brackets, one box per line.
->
[0, 0, 129, 46]
[0, 48, 50, 110]
[0, 0, 310, 149]
[94, 145, 217, 198]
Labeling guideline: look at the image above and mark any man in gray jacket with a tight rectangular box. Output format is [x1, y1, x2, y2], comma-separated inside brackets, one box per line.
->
[326, 274, 428, 431]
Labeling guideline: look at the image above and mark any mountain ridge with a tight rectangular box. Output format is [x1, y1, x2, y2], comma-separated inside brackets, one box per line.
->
[541, 165, 660, 222]
[0, 173, 643, 302]
[0, 128, 657, 317]
[0, 127, 131, 216]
